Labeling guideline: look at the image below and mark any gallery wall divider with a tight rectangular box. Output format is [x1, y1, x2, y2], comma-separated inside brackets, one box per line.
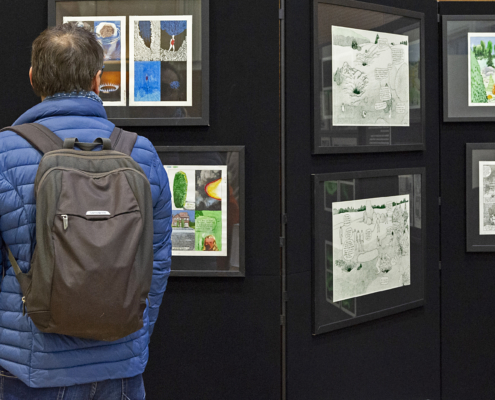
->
[285, 0, 440, 398]
[439, 2, 495, 398]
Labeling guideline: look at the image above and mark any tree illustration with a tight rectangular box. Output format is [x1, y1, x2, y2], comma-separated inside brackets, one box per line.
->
[488, 41, 494, 67]
[351, 39, 358, 50]
[488, 74, 495, 92]
[375, 34, 379, 44]
[471, 50, 488, 103]
[160, 21, 187, 36]
[481, 40, 486, 58]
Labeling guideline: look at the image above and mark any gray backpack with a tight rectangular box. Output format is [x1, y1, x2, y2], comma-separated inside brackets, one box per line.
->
[0, 123, 154, 341]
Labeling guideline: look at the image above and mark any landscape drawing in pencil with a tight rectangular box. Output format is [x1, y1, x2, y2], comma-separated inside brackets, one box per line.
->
[479, 161, 495, 234]
[332, 194, 411, 302]
[332, 26, 410, 126]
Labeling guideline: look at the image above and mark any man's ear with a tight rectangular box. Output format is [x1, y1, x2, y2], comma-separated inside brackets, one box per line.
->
[29, 67, 33, 88]
[91, 70, 102, 96]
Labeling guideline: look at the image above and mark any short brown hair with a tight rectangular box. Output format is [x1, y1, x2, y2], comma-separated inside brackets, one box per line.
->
[31, 22, 104, 97]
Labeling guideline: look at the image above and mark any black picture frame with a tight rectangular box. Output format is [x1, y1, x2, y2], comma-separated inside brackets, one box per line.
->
[312, 168, 425, 335]
[48, 0, 209, 127]
[312, 0, 425, 154]
[465, 143, 495, 252]
[155, 146, 245, 277]
[442, 15, 495, 122]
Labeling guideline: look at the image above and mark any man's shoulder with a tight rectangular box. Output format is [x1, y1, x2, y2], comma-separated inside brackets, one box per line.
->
[125, 133, 162, 180]
[130, 134, 158, 164]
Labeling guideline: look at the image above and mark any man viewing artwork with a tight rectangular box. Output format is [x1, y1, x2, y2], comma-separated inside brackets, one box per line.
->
[0, 23, 172, 399]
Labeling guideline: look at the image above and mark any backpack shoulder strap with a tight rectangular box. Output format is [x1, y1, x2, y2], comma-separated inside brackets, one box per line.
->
[109, 127, 138, 156]
[0, 123, 63, 154]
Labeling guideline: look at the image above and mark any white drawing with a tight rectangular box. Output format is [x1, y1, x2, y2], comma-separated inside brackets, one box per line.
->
[479, 161, 495, 234]
[332, 26, 410, 127]
[332, 194, 411, 302]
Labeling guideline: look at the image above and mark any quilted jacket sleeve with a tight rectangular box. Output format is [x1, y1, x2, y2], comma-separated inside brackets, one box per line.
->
[148, 150, 172, 337]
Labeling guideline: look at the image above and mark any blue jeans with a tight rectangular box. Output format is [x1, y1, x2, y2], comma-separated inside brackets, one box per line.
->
[0, 369, 145, 400]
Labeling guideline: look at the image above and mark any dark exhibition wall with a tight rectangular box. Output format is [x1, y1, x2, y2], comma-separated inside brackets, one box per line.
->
[440, 2, 495, 399]
[0, 1, 281, 399]
[285, 0, 440, 398]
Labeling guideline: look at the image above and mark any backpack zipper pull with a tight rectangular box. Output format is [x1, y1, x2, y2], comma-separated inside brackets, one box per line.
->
[22, 296, 26, 316]
[62, 215, 68, 231]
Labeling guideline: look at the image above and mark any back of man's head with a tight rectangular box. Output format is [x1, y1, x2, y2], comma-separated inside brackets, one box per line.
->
[31, 23, 104, 98]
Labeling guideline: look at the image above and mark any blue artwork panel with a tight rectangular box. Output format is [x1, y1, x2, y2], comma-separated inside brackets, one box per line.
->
[95, 21, 122, 61]
[135, 61, 161, 101]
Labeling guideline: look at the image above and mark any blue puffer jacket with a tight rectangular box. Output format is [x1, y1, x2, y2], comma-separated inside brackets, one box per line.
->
[0, 95, 172, 388]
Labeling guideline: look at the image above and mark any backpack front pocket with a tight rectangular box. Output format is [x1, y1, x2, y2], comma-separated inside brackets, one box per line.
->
[48, 169, 145, 340]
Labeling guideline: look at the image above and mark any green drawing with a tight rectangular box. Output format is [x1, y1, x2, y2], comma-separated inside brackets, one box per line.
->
[195, 211, 222, 251]
[471, 49, 488, 104]
[173, 171, 188, 208]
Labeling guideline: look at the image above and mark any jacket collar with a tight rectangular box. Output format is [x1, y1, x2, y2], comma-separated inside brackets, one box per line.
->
[13, 96, 108, 126]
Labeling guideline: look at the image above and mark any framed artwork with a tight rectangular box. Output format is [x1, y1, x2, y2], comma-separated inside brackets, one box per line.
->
[313, 0, 425, 154]
[443, 16, 495, 122]
[465, 144, 495, 251]
[49, 0, 209, 126]
[156, 146, 245, 277]
[312, 168, 425, 335]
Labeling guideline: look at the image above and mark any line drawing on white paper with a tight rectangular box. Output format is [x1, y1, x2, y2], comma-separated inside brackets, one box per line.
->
[63, 16, 127, 107]
[332, 26, 410, 127]
[129, 15, 193, 107]
[332, 194, 411, 302]
[479, 161, 495, 234]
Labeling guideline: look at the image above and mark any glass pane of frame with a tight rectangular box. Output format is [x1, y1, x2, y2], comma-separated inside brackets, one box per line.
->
[155, 146, 245, 277]
[443, 16, 495, 122]
[313, 0, 425, 153]
[466, 143, 495, 251]
[313, 168, 425, 335]
[49, 0, 209, 126]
